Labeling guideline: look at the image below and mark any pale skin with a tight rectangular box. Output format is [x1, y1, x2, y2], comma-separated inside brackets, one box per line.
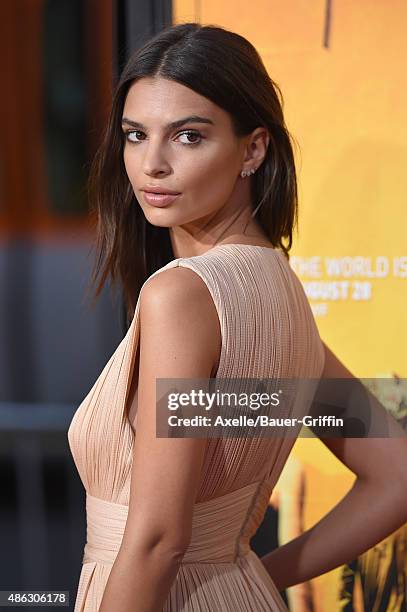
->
[98, 77, 407, 612]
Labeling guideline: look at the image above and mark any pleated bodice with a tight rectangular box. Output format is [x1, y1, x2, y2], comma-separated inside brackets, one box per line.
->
[68, 244, 325, 611]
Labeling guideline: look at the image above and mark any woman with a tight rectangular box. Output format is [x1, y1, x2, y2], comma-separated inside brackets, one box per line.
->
[67, 22, 407, 612]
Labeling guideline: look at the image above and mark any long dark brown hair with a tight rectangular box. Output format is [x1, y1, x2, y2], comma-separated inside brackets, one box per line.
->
[88, 22, 299, 325]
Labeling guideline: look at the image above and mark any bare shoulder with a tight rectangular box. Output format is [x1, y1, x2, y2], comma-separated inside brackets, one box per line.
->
[141, 266, 219, 322]
[140, 266, 221, 377]
[142, 266, 212, 302]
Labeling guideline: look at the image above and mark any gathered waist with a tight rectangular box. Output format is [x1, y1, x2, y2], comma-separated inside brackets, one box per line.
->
[83, 481, 272, 566]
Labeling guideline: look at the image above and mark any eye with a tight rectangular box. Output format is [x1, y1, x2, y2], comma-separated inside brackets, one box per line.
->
[177, 130, 202, 145]
[124, 130, 145, 143]
[123, 129, 202, 145]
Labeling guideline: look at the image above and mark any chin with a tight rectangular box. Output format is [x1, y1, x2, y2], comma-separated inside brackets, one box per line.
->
[142, 208, 182, 228]
[141, 202, 202, 228]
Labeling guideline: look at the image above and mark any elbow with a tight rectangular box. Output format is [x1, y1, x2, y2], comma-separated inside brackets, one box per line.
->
[391, 472, 407, 505]
[357, 469, 407, 505]
[121, 529, 190, 564]
[154, 535, 190, 563]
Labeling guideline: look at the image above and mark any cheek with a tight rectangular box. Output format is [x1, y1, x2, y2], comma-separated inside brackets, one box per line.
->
[185, 146, 238, 191]
[123, 149, 135, 182]
[196, 152, 238, 198]
[123, 145, 145, 189]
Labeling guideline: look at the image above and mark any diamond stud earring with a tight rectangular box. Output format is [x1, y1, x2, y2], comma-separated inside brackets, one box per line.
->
[240, 168, 256, 178]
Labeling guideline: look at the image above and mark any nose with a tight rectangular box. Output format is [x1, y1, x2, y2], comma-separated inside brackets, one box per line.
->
[142, 139, 171, 177]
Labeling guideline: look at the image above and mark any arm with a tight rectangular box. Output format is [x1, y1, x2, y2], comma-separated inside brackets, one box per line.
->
[98, 267, 221, 612]
[261, 342, 407, 591]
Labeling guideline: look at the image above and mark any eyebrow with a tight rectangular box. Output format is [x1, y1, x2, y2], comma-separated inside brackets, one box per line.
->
[121, 115, 215, 130]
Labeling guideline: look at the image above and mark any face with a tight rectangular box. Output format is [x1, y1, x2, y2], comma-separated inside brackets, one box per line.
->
[121, 77, 267, 240]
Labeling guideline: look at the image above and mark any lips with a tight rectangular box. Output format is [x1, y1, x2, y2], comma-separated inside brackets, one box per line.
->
[142, 191, 180, 208]
[144, 190, 179, 195]
[142, 186, 181, 195]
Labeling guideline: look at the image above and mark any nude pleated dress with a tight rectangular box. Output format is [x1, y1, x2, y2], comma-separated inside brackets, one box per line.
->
[68, 244, 325, 612]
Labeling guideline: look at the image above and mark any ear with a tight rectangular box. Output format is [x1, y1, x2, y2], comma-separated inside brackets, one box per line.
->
[241, 127, 270, 172]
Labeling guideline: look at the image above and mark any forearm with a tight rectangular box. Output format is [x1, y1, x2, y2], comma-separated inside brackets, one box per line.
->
[261, 475, 407, 591]
[98, 541, 183, 612]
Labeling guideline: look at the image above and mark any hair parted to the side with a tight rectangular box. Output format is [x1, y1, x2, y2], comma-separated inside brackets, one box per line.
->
[87, 22, 299, 324]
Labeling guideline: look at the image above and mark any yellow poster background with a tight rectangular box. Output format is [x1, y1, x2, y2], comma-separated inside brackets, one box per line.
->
[172, 2, 407, 610]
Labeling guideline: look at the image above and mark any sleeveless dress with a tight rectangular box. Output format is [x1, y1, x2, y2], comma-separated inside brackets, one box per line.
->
[67, 243, 325, 612]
